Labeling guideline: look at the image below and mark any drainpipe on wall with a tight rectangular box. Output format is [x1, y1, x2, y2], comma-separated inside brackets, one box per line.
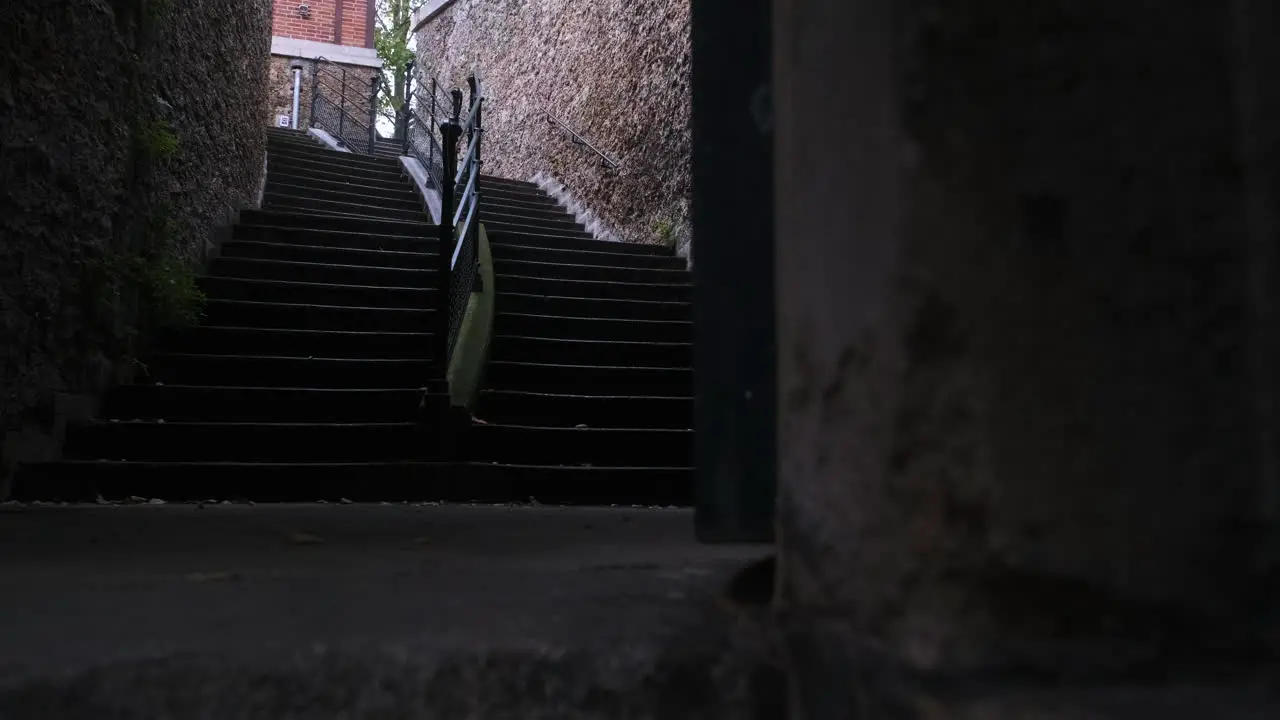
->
[290, 59, 305, 129]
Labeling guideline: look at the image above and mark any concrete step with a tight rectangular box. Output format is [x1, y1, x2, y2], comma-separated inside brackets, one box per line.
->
[452, 463, 693, 505]
[495, 273, 692, 303]
[265, 179, 420, 209]
[482, 221, 593, 240]
[493, 313, 692, 344]
[239, 209, 433, 237]
[197, 276, 438, 309]
[12, 460, 454, 503]
[484, 361, 692, 395]
[267, 161, 411, 193]
[102, 385, 432, 422]
[488, 335, 693, 367]
[67, 421, 439, 463]
[155, 326, 435, 359]
[141, 353, 432, 389]
[200, 299, 435, 333]
[219, 240, 438, 270]
[263, 191, 430, 223]
[265, 136, 329, 154]
[493, 257, 689, 285]
[265, 130, 322, 148]
[477, 182, 550, 203]
[481, 201, 575, 224]
[464, 424, 693, 466]
[267, 153, 406, 184]
[11, 460, 691, 504]
[482, 209, 584, 235]
[496, 292, 691, 321]
[476, 390, 693, 430]
[268, 143, 403, 173]
[209, 255, 439, 288]
[489, 240, 685, 270]
[233, 224, 438, 253]
[481, 193, 562, 214]
[488, 230, 670, 256]
[479, 174, 541, 192]
[262, 170, 412, 197]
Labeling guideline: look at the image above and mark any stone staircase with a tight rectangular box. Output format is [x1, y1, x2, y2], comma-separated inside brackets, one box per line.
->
[15, 128, 448, 501]
[13, 127, 693, 505]
[467, 178, 694, 506]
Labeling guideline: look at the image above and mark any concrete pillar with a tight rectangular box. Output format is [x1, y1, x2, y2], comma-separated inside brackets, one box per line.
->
[774, 0, 1280, 712]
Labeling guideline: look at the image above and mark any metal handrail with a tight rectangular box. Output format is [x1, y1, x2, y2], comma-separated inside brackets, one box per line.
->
[308, 57, 384, 154]
[539, 109, 621, 170]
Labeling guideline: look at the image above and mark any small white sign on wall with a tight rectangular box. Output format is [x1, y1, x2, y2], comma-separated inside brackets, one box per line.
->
[276, 114, 291, 128]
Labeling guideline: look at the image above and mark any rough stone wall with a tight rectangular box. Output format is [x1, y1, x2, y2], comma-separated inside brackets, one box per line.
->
[274, 58, 381, 146]
[415, 0, 691, 253]
[0, 0, 271, 468]
[268, 56, 312, 128]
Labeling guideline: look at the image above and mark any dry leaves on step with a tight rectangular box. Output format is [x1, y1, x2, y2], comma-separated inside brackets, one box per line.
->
[285, 531, 324, 545]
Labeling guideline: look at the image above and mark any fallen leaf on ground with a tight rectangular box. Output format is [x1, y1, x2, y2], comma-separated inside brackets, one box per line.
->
[286, 531, 324, 545]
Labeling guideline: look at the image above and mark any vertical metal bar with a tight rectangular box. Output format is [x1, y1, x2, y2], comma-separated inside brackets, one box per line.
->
[471, 95, 483, 286]
[436, 120, 461, 369]
[309, 63, 320, 128]
[369, 75, 379, 154]
[402, 61, 415, 155]
[339, 68, 347, 140]
[428, 78, 437, 172]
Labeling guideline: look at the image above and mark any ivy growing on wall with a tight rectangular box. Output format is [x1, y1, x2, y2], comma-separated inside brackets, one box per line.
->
[79, 0, 205, 364]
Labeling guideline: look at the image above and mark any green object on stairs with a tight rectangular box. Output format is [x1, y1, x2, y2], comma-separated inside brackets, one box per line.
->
[447, 223, 495, 412]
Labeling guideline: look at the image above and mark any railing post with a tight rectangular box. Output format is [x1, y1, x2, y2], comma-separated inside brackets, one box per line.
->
[428, 78, 438, 170]
[309, 63, 320, 127]
[401, 61, 415, 155]
[338, 67, 347, 140]
[436, 119, 461, 369]
[450, 88, 463, 123]
[471, 92, 484, 289]
[369, 75, 379, 154]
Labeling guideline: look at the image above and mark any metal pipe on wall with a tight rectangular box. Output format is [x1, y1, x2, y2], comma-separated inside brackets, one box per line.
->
[291, 66, 302, 129]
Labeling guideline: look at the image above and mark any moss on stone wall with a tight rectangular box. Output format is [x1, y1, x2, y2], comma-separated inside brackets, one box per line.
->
[0, 0, 272, 431]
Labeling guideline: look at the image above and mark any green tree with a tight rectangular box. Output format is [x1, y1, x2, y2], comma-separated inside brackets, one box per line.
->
[374, 0, 421, 135]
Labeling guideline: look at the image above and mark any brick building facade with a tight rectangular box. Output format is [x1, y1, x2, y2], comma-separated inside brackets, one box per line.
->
[268, 0, 382, 130]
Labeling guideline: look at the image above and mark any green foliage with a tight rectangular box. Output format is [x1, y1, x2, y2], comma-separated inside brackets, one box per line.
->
[145, 0, 172, 22]
[139, 209, 204, 327]
[137, 118, 179, 162]
[374, 0, 422, 129]
[82, 208, 205, 341]
[656, 217, 679, 248]
[142, 244, 204, 328]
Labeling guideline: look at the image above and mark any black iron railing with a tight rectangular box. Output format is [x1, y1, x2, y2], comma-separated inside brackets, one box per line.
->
[399, 66, 484, 370]
[309, 57, 382, 155]
[401, 64, 448, 191]
[445, 73, 484, 359]
[539, 109, 621, 170]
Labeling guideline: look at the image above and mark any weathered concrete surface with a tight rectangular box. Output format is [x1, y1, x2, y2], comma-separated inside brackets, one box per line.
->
[414, 0, 691, 253]
[774, 0, 1280, 695]
[0, 504, 777, 717]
